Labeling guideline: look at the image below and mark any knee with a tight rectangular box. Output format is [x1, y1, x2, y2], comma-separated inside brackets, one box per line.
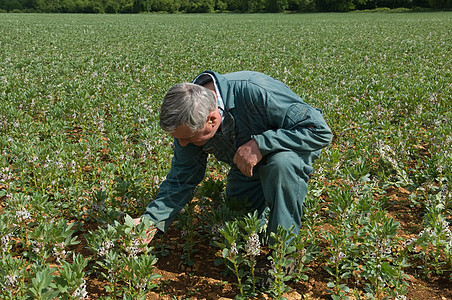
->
[261, 151, 313, 179]
[267, 152, 295, 173]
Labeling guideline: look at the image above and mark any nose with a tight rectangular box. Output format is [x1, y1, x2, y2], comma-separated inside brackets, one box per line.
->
[178, 138, 189, 147]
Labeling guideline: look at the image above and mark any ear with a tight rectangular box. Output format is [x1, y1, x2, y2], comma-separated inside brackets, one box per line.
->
[207, 110, 220, 127]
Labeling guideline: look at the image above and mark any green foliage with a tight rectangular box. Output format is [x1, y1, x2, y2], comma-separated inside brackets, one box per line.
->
[0, 254, 28, 299]
[177, 201, 199, 266]
[85, 215, 161, 298]
[214, 212, 266, 297]
[268, 225, 297, 299]
[0, 13, 451, 299]
[27, 265, 59, 300]
[216, 220, 248, 297]
[53, 253, 89, 299]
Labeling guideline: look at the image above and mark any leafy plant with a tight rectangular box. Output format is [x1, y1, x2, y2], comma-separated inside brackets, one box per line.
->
[216, 221, 247, 298]
[268, 225, 296, 300]
[54, 253, 89, 299]
[177, 201, 199, 267]
[85, 215, 160, 299]
[239, 211, 263, 295]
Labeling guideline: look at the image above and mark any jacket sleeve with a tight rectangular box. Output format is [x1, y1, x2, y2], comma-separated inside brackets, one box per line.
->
[249, 86, 333, 157]
[143, 139, 207, 232]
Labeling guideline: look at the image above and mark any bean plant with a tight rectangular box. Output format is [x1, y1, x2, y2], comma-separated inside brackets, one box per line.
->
[268, 225, 297, 300]
[177, 201, 199, 267]
[0, 12, 451, 299]
[85, 215, 160, 299]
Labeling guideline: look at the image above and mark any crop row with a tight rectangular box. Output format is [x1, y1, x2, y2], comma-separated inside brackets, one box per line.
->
[0, 13, 451, 299]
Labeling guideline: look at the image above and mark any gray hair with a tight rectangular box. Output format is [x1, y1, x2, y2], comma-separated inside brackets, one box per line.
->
[159, 82, 217, 133]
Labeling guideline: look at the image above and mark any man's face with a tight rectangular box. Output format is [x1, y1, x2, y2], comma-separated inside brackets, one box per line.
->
[170, 110, 221, 147]
[170, 123, 214, 147]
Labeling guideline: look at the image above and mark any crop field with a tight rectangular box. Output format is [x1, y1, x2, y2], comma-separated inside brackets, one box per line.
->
[0, 12, 451, 300]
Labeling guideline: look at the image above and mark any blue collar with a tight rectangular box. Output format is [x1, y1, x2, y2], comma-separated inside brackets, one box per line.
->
[192, 73, 225, 120]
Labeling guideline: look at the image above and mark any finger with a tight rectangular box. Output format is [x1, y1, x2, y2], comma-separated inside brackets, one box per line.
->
[144, 227, 157, 244]
[248, 163, 253, 176]
[243, 165, 253, 177]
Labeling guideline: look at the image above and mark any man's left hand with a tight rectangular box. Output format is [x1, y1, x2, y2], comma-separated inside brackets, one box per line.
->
[133, 218, 157, 245]
[233, 139, 263, 177]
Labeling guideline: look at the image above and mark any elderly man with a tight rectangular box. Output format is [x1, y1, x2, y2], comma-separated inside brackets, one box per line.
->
[137, 70, 332, 244]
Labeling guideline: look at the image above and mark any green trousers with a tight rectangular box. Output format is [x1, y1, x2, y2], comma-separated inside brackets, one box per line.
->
[226, 149, 317, 240]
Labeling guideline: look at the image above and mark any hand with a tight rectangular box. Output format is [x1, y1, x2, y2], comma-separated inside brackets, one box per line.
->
[133, 217, 157, 244]
[233, 139, 263, 177]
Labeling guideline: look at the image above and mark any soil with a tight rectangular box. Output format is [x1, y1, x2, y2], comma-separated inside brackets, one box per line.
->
[81, 186, 452, 300]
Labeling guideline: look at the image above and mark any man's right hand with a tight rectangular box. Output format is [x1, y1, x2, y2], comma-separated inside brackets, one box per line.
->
[233, 139, 263, 177]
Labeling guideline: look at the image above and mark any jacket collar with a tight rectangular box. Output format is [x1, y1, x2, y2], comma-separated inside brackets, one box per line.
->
[193, 71, 235, 111]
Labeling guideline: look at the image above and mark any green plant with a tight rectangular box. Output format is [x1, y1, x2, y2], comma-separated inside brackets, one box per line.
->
[216, 220, 247, 298]
[359, 212, 406, 299]
[268, 225, 296, 300]
[177, 201, 199, 267]
[323, 230, 351, 300]
[85, 215, 160, 299]
[26, 264, 59, 300]
[0, 254, 28, 299]
[54, 253, 89, 299]
[239, 211, 263, 295]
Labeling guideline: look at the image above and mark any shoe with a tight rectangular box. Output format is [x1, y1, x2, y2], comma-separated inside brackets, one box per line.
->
[255, 255, 297, 290]
[283, 257, 297, 276]
[255, 256, 274, 290]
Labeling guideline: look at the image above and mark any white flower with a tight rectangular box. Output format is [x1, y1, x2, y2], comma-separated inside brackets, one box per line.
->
[72, 280, 88, 299]
[32, 241, 44, 253]
[153, 176, 160, 186]
[16, 209, 31, 222]
[230, 243, 238, 256]
[126, 238, 142, 258]
[127, 246, 139, 257]
[211, 224, 224, 241]
[5, 274, 17, 288]
[53, 247, 67, 263]
[419, 228, 433, 237]
[103, 240, 114, 250]
[97, 246, 106, 256]
[403, 237, 416, 247]
[137, 280, 147, 291]
[1, 233, 12, 252]
[245, 233, 261, 257]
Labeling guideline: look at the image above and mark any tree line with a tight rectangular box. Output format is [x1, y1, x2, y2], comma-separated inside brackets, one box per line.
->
[0, 0, 450, 14]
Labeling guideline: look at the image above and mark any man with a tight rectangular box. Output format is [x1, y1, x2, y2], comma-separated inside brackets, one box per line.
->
[136, 70, 333, 244]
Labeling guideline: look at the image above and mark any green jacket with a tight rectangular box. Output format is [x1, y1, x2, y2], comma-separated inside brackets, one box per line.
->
[143, 71, 333, 231]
